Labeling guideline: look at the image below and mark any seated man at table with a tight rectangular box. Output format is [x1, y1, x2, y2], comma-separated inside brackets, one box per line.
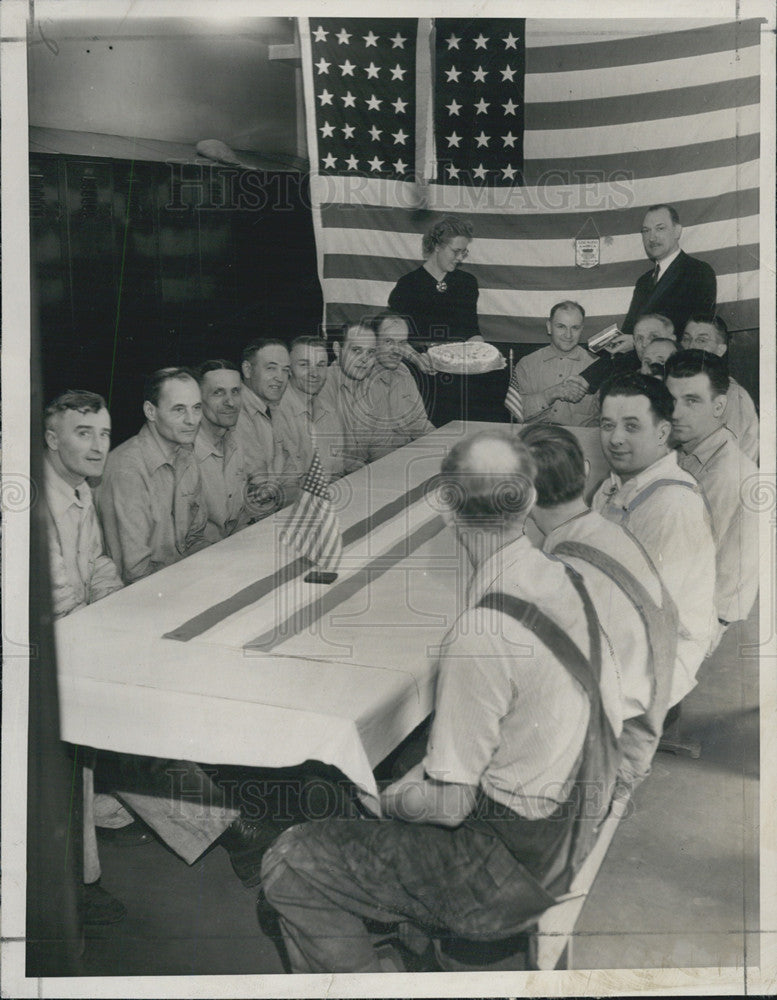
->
[261, 429, 621, 974]
[639, 337, 677, 378]
[680, 315, 759, 462]
[99, 367, 209, 583]
[666, 350, 758, 644]
[521, 424, 676, 790]
[273, 336, 346, 482]
[504, 301, 598, 426]
[43, 389, 136, 924]
[195, 360, 255, 542]
[592, 373, 717, 708]
[317, 320, 382, 473]
[361, 312, 435, 459]
[236, 337, 297, 487]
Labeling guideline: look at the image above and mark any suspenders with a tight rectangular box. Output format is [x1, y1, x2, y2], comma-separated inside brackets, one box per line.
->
[477, 565, 620, 884]
[604, 477, 712, 528]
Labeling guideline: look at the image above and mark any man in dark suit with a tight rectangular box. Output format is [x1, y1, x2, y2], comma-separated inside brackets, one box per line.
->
[579, 204, 717, 393]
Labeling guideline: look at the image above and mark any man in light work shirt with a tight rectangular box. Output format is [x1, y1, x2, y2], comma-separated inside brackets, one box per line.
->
[592, 373, 716, 707]
[262, 430, 620, 973]
[195, 360, 253, 543]
[317, 321, 381, 473]
[666, 350, 758, 639]
[274, 336, 346, 481]
[43, 389, 132, 924]
[504, 301, 598, 426]
[99, 367, 209, 583]
[362, 312, 434, 459]
[236, 338, 289, 478]
[681, 315, 759, 462]
[521, 423, 676, 790]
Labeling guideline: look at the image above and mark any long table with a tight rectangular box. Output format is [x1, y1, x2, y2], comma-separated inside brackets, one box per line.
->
[55, 421, 607, 807]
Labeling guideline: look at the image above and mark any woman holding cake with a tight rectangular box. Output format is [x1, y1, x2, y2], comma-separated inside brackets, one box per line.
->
[388, 216, 493, 426]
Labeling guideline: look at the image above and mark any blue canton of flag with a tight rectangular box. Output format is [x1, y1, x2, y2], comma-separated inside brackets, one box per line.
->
[434, 19, 526, 186]
[310, 18, 417, 181]
[281, 449, 343, 572]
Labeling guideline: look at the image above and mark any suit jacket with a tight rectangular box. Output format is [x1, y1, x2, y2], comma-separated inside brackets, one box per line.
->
[621, 250, 716, 337]
[580, 250, 717, 393]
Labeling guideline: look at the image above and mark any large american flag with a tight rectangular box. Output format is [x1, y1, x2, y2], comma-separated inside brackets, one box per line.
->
[300, 17, 761, 342]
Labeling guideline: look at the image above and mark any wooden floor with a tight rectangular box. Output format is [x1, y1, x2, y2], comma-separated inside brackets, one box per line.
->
[72, 606, 759, 984]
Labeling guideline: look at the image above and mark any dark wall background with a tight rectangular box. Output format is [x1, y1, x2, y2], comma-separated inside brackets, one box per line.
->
[30, 154, 323, 446]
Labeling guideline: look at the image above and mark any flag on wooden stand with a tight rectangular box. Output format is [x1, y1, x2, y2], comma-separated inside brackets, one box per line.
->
[281, 450, 343, 572]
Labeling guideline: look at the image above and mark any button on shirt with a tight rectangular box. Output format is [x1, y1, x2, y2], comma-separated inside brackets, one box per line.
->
[591, 450, 717, 705]
[362, 364, 434, 459]
[273, 382, 346, 481]
[194, 421, 250, 543]
[678, 425, 758, 624]
[98, 422, 209, 584]
[44, 459, 124, 618]
[543, 509, 662, 721]
[423, 535, 620, 820]
[511, 345, 599, 426]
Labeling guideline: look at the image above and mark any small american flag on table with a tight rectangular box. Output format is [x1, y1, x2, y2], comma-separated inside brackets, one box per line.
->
[504, 371, 525, 422]
[281, 450, 342, 572]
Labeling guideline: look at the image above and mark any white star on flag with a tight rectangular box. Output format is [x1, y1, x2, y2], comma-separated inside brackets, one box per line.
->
[322, 153, 337, 169]
[446, 132, 461, 148]
[318, 89, 333, 106]
[474, 98, 490, 114]
[446, 33, 460, 49]
[392, 129, 408, 145]
[473, 163, 488, 180]
[501, 65, 517, 82]
[390, 64, 406, 80]
[368, 125, 382, 141]
[473, 66, 488, 83]
[503, 32, 519, 49]
[445, 66, 461, 83]
[365, 62, 380, 79]
[394, 158, 408, 172]
[363, 31, 379, 47]
[368, 155, 384, 171]
[320, 121, 335, 138]
[446, 99, 461, 116]
[502, 98, 518, 115]
[446, 163, 460, 178]
[342, 91, 356, 107]
[392, 97, 408, 113]
[503, 131, 517, 147]
[474, 33, 489, 49]
[342, 123, 355, 139]
[315, 57, 330, 74]
[366, 94, 382, 111]
[475, 131, 490, 147]
[336, 28, 352, 44]
[340, 59, 355, 76]
[345, 154, 359, 170]
[502, 164, 518, 180]
[312, 26, 328, 43]
[390, 33, 406, 48]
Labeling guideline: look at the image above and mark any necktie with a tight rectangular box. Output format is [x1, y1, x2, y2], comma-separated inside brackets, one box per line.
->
[652, 264, 660, 286]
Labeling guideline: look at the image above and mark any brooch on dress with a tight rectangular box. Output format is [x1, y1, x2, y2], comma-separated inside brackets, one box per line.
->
[436, 280, 448, 293]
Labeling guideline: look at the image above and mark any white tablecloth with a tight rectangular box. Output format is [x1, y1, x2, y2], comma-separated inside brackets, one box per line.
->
[55, 421, 606, 803]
